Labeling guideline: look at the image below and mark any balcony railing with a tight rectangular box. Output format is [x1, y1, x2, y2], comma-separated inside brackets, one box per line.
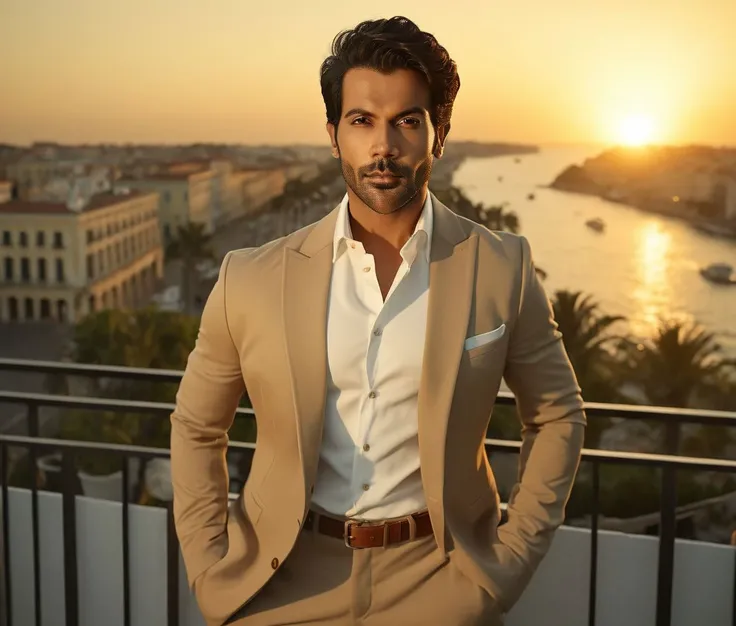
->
[0, 358, 735, 626]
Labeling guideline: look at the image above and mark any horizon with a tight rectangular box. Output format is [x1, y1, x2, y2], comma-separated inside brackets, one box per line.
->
[3, 140, 736, 151]
[2, 0, 735, 147]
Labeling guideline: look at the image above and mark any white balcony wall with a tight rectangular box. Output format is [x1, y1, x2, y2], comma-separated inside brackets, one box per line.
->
[3, 487, 735, 626]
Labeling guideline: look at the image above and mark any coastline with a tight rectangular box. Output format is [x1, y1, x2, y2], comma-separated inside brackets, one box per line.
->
[549, 167, 736, 242]
[430, 141, 539, 190]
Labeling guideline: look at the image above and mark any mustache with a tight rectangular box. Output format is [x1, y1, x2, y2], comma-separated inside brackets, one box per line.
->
[361, 159, 404, 177]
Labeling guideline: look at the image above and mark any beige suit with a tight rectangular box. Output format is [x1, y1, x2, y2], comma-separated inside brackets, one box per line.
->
[170, 193, 586, 625]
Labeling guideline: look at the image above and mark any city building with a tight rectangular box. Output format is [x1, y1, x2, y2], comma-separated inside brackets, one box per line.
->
[0, 181, 13, 204]
[0, 189, 163, 323]
[117, 168, 216, 244]
[5, 155, 92, 201]
[240, 167, 287, 216]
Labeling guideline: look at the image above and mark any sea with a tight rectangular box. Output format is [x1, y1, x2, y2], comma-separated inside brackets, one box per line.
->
[452, 145, 736, 358]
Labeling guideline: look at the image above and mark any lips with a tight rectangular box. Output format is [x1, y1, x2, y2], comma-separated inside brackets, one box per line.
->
[366, 174, 401, 182]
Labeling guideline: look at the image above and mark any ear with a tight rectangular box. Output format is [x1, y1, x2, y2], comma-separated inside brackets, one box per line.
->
[434, 123, 451, 158]
[326, 122, 340, 158]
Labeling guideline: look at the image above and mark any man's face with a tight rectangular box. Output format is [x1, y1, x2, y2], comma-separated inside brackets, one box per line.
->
[326, 68, 447, 216]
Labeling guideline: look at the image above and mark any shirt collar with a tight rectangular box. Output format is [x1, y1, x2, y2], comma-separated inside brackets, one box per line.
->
[332, 191, 434, 265]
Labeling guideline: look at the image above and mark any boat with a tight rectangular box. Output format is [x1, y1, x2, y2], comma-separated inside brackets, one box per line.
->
[585, 217, 606, 233]
[699, 263, 736, 285]
[527, 193, 536, 201]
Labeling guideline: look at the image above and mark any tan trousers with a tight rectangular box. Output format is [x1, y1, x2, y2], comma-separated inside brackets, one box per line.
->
[225, 521, 504, 626]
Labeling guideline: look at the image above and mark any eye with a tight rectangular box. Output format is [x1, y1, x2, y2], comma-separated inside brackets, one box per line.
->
[351, 116, 369, 125]
[400, 118, 420, 126]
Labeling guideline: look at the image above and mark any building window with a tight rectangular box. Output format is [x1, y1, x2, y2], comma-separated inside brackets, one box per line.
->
[56, 259, 65, 283]
[56, 299, 67, 322]
[86, 254, 94, 280]
[19, 232, 28, 248]
[1, 231, 10, 246]
[21, 258, 30, 282]
[107, 246, 113, 271]
[163, 191, 171, 203]
[40, 299, 51, 320]
[88, 295, 96, 313]
[8, 297, 18, 321]
[97, 250, 104, 275]
[38, 258, 47, 282]
[3, 257, 13, 281]
[24, 298, 34, 321]
[36, 231, 45, 247]
[86, 229, 94, 244]
[53, 232, 64, 249]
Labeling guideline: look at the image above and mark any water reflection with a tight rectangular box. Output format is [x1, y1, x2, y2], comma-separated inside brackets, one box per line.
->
[631, 222, 673, 337]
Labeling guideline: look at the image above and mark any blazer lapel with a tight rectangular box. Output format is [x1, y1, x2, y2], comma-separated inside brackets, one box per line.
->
[418, 193, 477, 554]
[282, 207, 338, 506]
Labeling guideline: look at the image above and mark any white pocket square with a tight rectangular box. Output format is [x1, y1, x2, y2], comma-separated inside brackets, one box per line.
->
[464, 324, 506, 351]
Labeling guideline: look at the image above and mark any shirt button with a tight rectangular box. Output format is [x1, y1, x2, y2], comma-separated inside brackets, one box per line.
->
[363, 266, 371, 272]
[368, 391, 376, 399]
[373, 328, 382, 336]
[363, 443, 370, 452]
[271, 558, 279, 569]
[362, 483, 370, 491]
[350, 243, 356, 249]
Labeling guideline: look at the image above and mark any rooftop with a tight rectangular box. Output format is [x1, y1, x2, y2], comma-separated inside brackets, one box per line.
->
[122, 169, 213, 182]
[0, 190, 151, 215]
[0, 358, 734, 626]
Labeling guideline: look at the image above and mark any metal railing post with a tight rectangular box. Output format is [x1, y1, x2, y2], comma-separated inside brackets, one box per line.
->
[655, 465, 678, 626]
[588, 461, 600, 626]
[62, 449, 79, 626]
[0, 443, 10, 626]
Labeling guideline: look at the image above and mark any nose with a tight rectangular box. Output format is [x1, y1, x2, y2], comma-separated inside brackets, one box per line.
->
[370, 124, 400, 161]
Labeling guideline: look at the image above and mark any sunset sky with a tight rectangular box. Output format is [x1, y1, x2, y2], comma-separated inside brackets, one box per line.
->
[2, 0, 735, 147]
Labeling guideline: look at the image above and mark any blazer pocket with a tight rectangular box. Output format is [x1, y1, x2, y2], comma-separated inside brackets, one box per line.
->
[464, 324, 506, 352]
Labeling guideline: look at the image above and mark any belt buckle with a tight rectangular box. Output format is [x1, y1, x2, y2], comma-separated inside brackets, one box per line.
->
[344, 519, 357, 549]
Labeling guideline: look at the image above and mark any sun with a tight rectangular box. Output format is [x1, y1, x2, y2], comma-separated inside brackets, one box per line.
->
[617, 115, 656, 147]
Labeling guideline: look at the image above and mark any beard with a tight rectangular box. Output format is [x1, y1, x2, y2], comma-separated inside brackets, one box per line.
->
[339, 154, 434, 216]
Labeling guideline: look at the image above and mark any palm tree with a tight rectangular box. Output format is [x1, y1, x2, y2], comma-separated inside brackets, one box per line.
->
[433, 187, 521, 233]
[633, 320, 733, 409]
[165, 222, 214, 315]
[629, 319, 735, 454]
[481, 204, 520, 234]
[551, 290, 627, 448]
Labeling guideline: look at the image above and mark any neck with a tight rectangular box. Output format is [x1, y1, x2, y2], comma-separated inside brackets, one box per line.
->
[346, 188, 427, 253]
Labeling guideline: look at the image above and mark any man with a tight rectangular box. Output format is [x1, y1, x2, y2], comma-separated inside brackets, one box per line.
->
[171, 15, 585, 626]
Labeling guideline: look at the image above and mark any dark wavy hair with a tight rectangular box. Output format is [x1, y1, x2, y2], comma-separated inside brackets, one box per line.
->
[320, 16, 460, 137]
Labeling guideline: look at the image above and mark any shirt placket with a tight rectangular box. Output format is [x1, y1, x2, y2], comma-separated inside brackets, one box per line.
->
[347, 243, 383, 505]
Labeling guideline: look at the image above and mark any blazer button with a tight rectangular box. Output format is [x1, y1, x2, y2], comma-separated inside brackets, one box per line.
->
[271, 558, 279, 569]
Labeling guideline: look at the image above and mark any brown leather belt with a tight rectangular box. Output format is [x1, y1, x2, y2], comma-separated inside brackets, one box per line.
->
[303, 509, 433, 549]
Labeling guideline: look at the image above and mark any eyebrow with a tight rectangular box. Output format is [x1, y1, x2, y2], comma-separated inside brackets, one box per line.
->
[342, 106, 427, 120]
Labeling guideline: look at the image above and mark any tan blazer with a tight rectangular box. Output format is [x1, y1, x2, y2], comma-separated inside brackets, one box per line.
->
[170, 192, 586, 626]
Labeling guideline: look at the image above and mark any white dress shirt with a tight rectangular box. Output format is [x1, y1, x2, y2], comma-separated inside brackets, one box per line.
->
[310, 191, 433, 521]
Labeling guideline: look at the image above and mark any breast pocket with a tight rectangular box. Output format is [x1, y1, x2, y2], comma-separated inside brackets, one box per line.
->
[464, 324, 507, 360]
